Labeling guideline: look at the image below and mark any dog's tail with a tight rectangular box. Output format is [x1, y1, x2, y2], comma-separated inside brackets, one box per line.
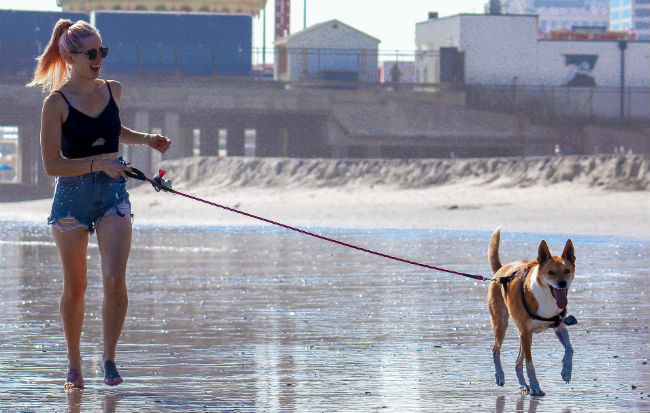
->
[488, 228, 502, 274]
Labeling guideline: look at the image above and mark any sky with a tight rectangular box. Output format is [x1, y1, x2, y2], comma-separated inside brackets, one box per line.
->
[0, 0, 488, 53]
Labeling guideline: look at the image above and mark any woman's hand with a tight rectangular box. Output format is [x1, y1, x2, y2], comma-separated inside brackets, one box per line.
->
[146, 134, 171, 154]
[94, 159, 132, 179]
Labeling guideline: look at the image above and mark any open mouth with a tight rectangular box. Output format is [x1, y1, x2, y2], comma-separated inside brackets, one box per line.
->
[549, 286, 568, 309]
[90, 65, 101, 74]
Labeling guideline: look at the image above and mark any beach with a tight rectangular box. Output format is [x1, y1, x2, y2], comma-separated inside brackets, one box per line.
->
[2, 154, 649, 238]
[1, 154, 649, 413]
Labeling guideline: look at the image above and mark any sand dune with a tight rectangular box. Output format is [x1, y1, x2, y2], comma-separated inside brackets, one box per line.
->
[155, 154, 650, 190]
[2, 154, 648, 238]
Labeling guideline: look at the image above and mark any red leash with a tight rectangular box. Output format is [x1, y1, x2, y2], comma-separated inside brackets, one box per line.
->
[126, 167, 492, 282]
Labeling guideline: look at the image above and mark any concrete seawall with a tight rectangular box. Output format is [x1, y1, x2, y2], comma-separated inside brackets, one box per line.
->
[155, 154, 650, 191]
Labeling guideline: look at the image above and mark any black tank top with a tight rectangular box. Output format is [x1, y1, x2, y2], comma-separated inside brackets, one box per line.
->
[56, 80, 121, 159]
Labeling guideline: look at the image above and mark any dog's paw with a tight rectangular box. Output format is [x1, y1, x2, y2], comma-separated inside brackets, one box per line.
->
[561, 360, 572, 383]
[495, 371, 505, 387]
[530, 387, 546, 397]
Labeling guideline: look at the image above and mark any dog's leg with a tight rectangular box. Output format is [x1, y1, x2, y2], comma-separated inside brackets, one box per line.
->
[515, 345, 529, 392]
[492, 318, 507, 386]
[520, 331, 545, 396]
[489, 284, 508, 387]
[555, 325, 573, 383]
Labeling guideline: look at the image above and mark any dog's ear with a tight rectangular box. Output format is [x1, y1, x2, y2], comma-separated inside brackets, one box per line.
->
[537, 240, 552, 264]
[561, 239, 576, 264]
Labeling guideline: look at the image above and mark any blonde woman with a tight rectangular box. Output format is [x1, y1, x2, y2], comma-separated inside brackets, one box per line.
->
[28, 19, 171, 389]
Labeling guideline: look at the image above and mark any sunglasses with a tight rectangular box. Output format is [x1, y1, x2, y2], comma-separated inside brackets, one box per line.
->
[70, 47, 109, 60]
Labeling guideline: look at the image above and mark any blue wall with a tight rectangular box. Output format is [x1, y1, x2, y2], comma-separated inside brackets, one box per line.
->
[94, 12, 252, 76]
[0, 10, 252, 77]
[0, 10, 89, 75]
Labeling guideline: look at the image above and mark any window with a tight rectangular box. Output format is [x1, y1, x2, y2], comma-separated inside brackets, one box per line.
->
[623, 9, 631, 17]
[635, 8, 650, 17]
[0, 126, 19, 183]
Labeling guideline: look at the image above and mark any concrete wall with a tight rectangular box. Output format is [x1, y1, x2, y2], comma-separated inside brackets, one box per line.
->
[535, 40, 650, 87]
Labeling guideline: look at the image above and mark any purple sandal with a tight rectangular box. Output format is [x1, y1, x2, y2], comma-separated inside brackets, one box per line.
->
[64, 368, 84, 390]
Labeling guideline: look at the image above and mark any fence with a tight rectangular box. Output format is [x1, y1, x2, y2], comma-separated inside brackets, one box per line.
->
[465, 84, 650, 120]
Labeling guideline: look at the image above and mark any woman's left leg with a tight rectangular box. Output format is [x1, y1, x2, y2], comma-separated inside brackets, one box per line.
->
[96, 212, 132, 385]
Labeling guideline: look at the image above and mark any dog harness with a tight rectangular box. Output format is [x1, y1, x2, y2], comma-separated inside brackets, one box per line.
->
[499, 268, 577, 328]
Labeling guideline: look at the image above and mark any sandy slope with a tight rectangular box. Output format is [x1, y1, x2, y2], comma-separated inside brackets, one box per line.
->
[2, 155, 648, 238]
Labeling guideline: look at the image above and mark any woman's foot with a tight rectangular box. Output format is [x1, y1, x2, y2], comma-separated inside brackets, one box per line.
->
[101, 360, 123, 386]
[64, 368, 84, 390]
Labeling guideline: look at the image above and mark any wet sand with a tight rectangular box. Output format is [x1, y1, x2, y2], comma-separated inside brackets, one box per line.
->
[0, 224, 648, 412]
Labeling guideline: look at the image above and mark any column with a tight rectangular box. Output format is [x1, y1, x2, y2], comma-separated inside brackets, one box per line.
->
[199, 127, 219, 156]
[163, 111, 181, 160]
[130, 110, 152, 174]
[226, 125, 245, 156]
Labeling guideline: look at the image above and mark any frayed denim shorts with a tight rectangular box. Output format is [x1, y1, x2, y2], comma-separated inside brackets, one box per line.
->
[48, 159, 132, 235]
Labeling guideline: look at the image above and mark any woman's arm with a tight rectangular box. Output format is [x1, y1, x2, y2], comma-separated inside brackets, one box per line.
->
[40, 94, 131, 179]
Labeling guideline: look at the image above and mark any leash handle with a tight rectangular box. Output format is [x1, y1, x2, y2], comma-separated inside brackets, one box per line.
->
[125, 166, 147, 181]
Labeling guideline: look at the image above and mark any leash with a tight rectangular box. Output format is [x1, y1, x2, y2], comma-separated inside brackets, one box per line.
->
[125, 167, 493, 282]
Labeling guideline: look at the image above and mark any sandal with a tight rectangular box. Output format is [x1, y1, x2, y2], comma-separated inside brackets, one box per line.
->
[64, 368, 84, 390]
[102, 360, 123, 386]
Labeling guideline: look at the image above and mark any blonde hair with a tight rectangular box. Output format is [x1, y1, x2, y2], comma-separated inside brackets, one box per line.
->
[27, 19, 99, 93]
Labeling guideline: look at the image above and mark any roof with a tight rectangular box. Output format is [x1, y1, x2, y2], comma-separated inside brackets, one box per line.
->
[274, 19, 380, 46]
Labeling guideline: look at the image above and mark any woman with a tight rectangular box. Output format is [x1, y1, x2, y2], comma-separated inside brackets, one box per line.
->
[28, 19, 171, 390]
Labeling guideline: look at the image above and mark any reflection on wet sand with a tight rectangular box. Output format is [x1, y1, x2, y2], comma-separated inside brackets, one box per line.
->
[1, 223, 649, 412]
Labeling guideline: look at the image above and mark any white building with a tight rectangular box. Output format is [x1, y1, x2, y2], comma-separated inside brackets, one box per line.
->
[610, 0, 650, 40]
[415, 13, 650, 87]
[509, 0, 610, 33]
[273, 19, 380, 83]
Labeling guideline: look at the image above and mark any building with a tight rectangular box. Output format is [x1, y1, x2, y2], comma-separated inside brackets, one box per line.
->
[0, 10, 252, 77]
[93, 11, 252, 76]
[0, 10, 89, 76]
[610, 0, 650, 40]
[415, 13, 649, 88]
[273, 19, 380, 83]
[509, 0, 610, 33]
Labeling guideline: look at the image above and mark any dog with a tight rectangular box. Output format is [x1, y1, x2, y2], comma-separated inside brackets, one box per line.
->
[487, 228, 576, 396]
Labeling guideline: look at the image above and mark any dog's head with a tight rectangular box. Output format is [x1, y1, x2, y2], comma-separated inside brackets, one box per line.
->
[536, 239, 576, 309]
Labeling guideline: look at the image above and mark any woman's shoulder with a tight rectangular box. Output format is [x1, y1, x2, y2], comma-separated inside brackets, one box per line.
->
[105, 79, 122, 92]
[43, 91, 67, 111]
[105, 79, 123, 100]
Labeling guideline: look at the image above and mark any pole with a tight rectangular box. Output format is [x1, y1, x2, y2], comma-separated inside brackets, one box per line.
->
[262, 6, 266, 66]
[618, 40, 627, 119]
[303, 0, 307, 29]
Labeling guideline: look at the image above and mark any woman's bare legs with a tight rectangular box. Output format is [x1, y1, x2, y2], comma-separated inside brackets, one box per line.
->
[96, 212, 131, 385]
[52, 225, 89, 389]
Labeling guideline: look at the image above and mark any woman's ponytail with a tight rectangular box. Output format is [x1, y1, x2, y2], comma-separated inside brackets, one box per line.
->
[27, 19, 98, 93]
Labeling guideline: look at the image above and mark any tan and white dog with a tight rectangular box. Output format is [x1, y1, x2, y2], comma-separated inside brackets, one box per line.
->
[487, 228, 576, 396]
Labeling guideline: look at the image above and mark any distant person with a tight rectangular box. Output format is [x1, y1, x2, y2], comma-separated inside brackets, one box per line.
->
[390, 63, 401, 83]
[27, 19, 171, 390]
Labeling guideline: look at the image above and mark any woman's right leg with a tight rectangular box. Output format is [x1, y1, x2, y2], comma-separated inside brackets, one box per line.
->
[52, 225, 89, 388]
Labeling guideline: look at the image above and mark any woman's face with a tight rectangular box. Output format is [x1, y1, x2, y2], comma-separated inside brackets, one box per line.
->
[68, 33, 105, 80]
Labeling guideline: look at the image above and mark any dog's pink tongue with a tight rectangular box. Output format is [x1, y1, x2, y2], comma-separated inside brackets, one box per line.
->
[554, 288, 568, 309]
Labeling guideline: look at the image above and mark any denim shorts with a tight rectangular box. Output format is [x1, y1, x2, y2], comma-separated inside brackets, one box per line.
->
[48, 162, 132, 235]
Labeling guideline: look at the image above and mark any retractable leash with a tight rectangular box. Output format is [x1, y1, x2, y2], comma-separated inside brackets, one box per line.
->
[125, 167, 493, 282]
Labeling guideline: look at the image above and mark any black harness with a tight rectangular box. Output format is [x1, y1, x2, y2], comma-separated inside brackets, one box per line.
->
[499, 268, 577, 328]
